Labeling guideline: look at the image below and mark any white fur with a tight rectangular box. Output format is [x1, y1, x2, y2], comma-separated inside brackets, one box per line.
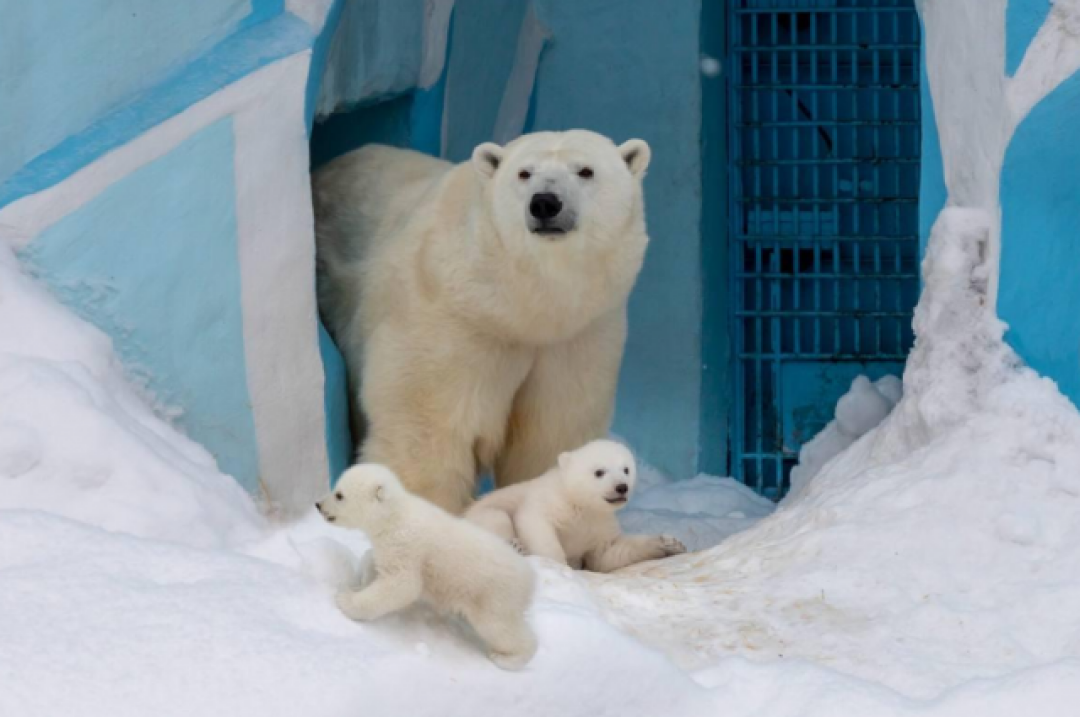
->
[313, 130, 651, 513]
[318, 465, 538, 670]
[465, 440, 687, 573]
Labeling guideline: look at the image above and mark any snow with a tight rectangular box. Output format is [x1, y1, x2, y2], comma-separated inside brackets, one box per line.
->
[620, 474, 775, 552]
[4, 168, 1080, 715]
[787, 374, 902, 500]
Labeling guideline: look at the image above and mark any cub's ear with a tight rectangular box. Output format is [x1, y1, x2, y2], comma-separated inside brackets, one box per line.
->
[373, 484, 385, 502]
[557, 452, 572, 472]
[618, 139, 651, 178]
[472, 142, 504, 179]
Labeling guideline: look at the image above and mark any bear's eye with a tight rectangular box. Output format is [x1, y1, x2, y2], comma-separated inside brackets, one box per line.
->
[518, 169, 531, 180]
[594, 469, 606, 478]
[335, 491, 344, 501]
[623, 467, 630, 475]
[578, 167, 594, 179]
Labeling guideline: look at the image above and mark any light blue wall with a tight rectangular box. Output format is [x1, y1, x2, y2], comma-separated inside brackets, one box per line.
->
[919, 0, 1080, 409]
[530, 0, 705, 479]
[0, 0, 254, 189]
[0, 10, 312, 209]
[19, 119, 262, 491]
[441, 0, 529, 161]
[999, 70, 1080, 404]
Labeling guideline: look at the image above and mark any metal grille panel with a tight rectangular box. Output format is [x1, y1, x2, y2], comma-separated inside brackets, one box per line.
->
[728, 0, 921, 498]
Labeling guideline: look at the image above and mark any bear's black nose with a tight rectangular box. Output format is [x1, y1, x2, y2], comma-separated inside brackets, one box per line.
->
[615, 483, 628, 495]
[530, 192, 563, 220]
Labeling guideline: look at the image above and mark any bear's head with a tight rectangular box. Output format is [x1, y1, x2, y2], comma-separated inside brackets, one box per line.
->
[316, 463, 405, 531]
[471, 130, 650, 245]
[557, 439, 638, 511]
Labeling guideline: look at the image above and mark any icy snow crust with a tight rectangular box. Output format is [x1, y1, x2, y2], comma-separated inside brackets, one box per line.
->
[4, 203, 1080, 715]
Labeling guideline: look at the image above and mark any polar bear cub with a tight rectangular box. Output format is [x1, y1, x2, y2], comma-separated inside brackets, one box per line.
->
[317, 464, 537, 670]
[465, 440, 687, 572]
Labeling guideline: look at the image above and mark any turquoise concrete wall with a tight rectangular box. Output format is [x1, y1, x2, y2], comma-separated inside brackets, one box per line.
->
[919, 0, 1080, 408]
[0, 0, 253, 188]
[531, 0, 705, 479]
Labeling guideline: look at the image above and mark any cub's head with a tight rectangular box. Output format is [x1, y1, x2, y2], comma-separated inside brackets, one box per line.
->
[471, 130, 650, 243]
[316, 464, 404, 530]
[557, 439, 638, 511]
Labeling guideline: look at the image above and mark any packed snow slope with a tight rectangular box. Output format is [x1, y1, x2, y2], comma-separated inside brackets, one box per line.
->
[2, 207, 1080, 717]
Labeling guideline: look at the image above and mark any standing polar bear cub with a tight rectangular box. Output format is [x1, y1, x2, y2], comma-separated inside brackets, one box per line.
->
[318, 465, 537, 670]
[313, 130, 652, 514]
[466, 440, 687, 572]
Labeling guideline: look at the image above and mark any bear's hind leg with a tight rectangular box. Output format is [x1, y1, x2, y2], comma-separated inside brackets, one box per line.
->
[465, 606, 538, 671]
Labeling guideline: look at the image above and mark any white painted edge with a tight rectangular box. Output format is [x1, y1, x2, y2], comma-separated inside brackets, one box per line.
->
[419, 0, 456, 89]
[0, 52, 331, 514]
[286, 0, 336, 33]
[492, 2, 550, 145]
[231, 53, 331, 513]
[1006, 0, 1080, 133]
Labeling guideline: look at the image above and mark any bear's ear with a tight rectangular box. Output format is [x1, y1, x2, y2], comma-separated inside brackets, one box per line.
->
[472, 142, 504, 179]
[557, 452, 572, 472]
[618, 139, 651, 178]
[373, 484, 385, 502]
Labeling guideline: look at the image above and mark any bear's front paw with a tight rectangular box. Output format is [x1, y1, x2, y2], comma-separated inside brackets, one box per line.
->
[508, 538, 527, 556]
[336, 591, 375, 621]
[655, 534, 687, 558]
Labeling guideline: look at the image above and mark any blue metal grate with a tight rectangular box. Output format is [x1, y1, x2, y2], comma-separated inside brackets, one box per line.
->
[727, 0, 921, 499]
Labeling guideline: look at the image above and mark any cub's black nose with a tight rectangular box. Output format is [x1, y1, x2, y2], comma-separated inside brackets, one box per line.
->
[529, 192, 563, 220]
[615, 483, 629, 495]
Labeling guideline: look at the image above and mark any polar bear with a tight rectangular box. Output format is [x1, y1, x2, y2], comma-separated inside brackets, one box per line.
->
[465, 439, 687, 572]
[317, 464, 538, 670]
[313, 130, 652, 514]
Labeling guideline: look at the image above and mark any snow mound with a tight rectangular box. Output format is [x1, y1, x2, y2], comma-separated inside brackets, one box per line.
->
[0, 247, 262, 548]
[4, 207, 1080, 714]
[585, 208, 1080, 699]
[620, 474, 775, 552]
[788, 374, 903, 500]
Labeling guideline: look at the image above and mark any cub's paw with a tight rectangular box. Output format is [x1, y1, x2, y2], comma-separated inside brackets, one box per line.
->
[509, 538, 527, 556]
[654, 534, 687, 558]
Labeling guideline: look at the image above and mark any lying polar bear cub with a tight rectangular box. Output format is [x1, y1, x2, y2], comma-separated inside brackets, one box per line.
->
[317, 464, 537, 670]
[466, 440, 687, 572]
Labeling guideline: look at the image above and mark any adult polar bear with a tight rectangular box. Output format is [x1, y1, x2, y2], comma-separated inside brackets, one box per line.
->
[313, 130, 651, 513]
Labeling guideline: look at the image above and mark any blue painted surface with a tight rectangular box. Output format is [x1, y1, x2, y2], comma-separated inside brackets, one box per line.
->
[18, 120, 262, 490]
[1000, 70, 1080, 406]
[0, 0, 253, 190]
[304, 0, 349, 132]
[441, 0, 529, 162]
[410, 9, 455, 158]
[313, 0, 427, 118]
[1005, 0, 1049, 77]
[0, 13, 313, 210]
[319, 321, 353, 486]
[698, 0, 730, 478]
[917, 51, 947, 254]
[529, 0, 704, 480]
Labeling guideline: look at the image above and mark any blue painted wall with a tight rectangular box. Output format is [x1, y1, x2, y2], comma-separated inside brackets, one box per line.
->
[999, 70, 1080, 404]
[530, 0, 705, 479]
[919, 0, 1080, 409]
[0, 0, 253, 189]
[18, 119, 262, 491]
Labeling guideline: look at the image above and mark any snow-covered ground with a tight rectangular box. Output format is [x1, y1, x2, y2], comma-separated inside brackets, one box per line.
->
[3, 203, 1080, 716]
